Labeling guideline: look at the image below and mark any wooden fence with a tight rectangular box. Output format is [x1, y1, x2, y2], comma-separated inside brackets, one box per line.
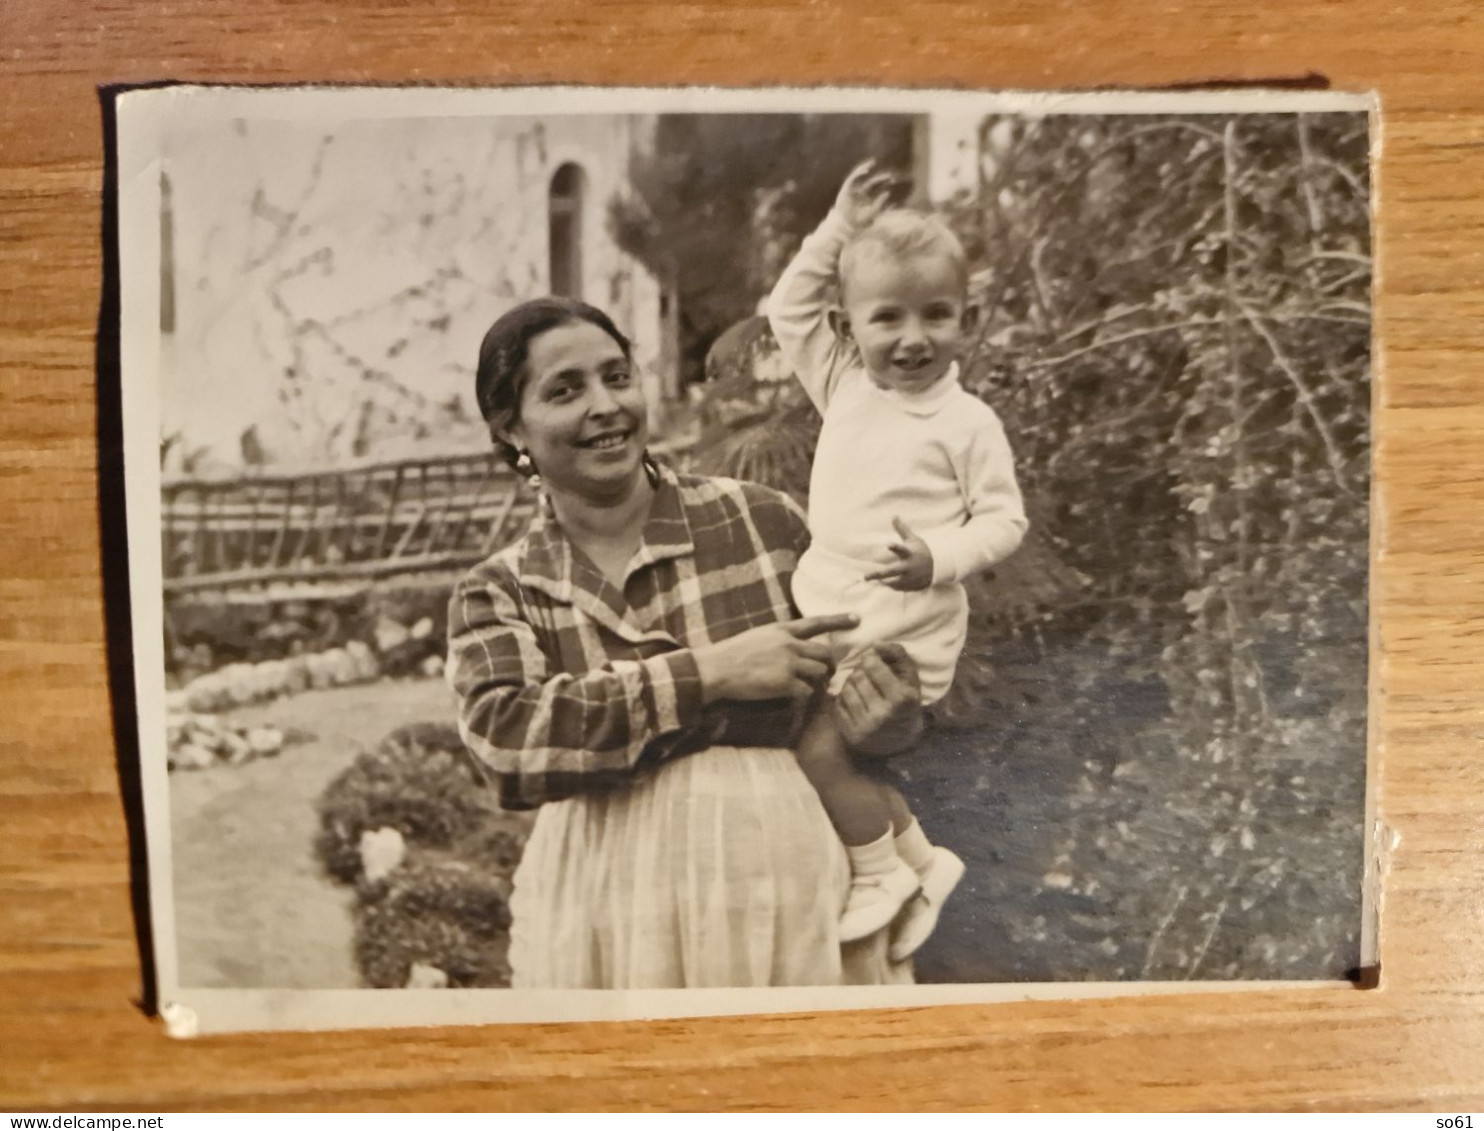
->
[161, 451, 535, 597]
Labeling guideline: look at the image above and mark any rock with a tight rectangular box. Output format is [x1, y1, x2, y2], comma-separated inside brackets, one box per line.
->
[219, 729, 253, 764]
[359, 826, 407, 883]
[417, 654, 445, 679]
[409, 617, 434, 641]
[283, 656, 311, 695]
[257, 659, 289, 697]
[405, 962, 448, 990]
[221, 663, 257, 706]
[225, 741, 256, 766]
[241, 664, 268, 702]
[184, 672, 228, 713]
[345, 640, 381, 682]
[169, 742, 216, 771]
[321, 648, 356, 686]
[175, 715, 212, 746]
[306, 651, 337, 690]
[373, 617, 410, 654]
[247, 726, 284, 758]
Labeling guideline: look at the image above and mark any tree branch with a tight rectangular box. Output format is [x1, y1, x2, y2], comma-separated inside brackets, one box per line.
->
[1222, 119, 1252, 577]
[1022, 319, 1223, 370]
[1238, 305, 1355, 494]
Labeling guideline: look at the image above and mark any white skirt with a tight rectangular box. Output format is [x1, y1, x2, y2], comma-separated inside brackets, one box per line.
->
[508, 746, 913, 989]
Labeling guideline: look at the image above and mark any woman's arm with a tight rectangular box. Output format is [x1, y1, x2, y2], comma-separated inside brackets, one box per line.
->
[448, 566, 856, 808]
[447, 575, 709, 808]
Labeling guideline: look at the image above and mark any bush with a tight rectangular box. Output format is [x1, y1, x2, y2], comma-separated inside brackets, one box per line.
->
[315, 720, 532, 988]
[355, 854, 515, 988]
[314, 721, 505, 884]
[166, 579, 453, 679]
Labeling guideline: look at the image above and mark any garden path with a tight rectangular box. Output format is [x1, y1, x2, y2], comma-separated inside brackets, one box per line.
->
[170, 678, 456, 988]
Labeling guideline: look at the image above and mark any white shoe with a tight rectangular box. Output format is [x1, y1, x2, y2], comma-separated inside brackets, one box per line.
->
[839, 858, 921, 943]
[888, 846, 966, 962]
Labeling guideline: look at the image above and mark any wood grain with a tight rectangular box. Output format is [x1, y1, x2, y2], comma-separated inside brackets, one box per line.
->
[4, 0, 1484, 1111]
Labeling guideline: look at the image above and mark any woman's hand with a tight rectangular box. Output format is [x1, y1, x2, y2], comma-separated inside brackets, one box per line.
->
[835, 159, 900, 230]
[835, 643, 924, 757]
[694, 614, 856, 704]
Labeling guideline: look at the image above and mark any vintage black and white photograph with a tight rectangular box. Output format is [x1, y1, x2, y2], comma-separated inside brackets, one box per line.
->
[115, 86, 1374, 1034]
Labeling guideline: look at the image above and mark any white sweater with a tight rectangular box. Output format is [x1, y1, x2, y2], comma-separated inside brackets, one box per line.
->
[766, 209, 1028, 585]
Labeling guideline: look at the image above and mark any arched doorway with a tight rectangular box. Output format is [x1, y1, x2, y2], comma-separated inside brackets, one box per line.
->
[548, 163, 585, 300]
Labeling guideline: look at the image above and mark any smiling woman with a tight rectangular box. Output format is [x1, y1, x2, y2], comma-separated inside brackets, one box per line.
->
[476, 300, 655, 586]
[445, 296, 927, 989]
[505, 321, 648, 507]
[474, 299, 638, 477]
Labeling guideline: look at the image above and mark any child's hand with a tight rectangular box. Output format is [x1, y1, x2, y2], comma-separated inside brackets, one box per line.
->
[835, 160, 900, 230]
[865, 517, 934, 591]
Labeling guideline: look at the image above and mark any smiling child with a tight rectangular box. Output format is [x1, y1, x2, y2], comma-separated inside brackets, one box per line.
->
[766, 161, 1029, 959]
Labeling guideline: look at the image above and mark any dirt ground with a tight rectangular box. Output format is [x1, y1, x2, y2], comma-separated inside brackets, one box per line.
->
[170, 678, 457, 989]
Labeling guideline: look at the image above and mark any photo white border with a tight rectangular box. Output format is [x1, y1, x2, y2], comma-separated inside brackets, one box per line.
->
[116, 84, 1376, 1038]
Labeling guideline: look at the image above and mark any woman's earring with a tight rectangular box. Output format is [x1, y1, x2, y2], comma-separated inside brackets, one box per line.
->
[515, 450, 542, 489]
[641, 450, 661, 486]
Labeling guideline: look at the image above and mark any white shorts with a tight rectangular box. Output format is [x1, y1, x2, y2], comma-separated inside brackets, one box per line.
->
[791, 545, 969, 706]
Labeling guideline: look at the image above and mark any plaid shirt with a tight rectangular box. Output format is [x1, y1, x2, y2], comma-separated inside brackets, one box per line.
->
[447, 468, 813, 810]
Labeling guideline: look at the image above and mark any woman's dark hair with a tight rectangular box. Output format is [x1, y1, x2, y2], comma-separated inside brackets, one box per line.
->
[474, 297, 633, 470]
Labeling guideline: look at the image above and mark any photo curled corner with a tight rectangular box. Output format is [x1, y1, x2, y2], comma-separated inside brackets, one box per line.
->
[1355, 816, 1398, 990]
[161, 1000, 200, 1040]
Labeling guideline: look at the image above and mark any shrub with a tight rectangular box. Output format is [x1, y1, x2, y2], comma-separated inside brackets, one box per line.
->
[315, 719, 532, 988]
[314, 721, 505, 884]
[355, 854, 515, 988]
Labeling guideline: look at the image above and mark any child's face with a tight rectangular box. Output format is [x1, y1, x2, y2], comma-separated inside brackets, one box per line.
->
[836, 251, 975, 394]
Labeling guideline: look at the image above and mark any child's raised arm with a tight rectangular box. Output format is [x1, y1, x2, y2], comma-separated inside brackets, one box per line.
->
[766, 161, 897, 412]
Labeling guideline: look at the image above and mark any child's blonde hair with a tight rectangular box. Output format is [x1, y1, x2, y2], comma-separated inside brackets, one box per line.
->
[839, 210, 969, 300]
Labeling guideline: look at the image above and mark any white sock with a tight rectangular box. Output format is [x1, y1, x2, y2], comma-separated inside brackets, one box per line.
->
[894, 819, 935, 875]
[846, 829, 897, 877]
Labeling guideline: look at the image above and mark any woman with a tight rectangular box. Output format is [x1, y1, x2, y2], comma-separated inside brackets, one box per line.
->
[446, 297, 922, 989]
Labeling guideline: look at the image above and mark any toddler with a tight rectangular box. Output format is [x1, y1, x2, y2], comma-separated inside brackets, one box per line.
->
[766, 161, 1028, 961]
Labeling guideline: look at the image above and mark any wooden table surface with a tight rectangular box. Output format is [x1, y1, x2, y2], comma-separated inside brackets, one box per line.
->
[3, 0, 1483, 1112]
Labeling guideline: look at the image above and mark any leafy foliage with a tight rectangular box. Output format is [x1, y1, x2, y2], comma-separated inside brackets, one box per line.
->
[613, 115, 913, 384]
[946, 112, 1371, 979]
[356, 853, 515, 989]
[316, 721, 531, 987]
[314, 721, 510, 884]
[695, 112, 1370, 981]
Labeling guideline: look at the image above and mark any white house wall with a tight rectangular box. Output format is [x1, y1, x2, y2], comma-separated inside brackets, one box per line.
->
[916, 112, 984, 205]
[160, 112, 671, 473]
